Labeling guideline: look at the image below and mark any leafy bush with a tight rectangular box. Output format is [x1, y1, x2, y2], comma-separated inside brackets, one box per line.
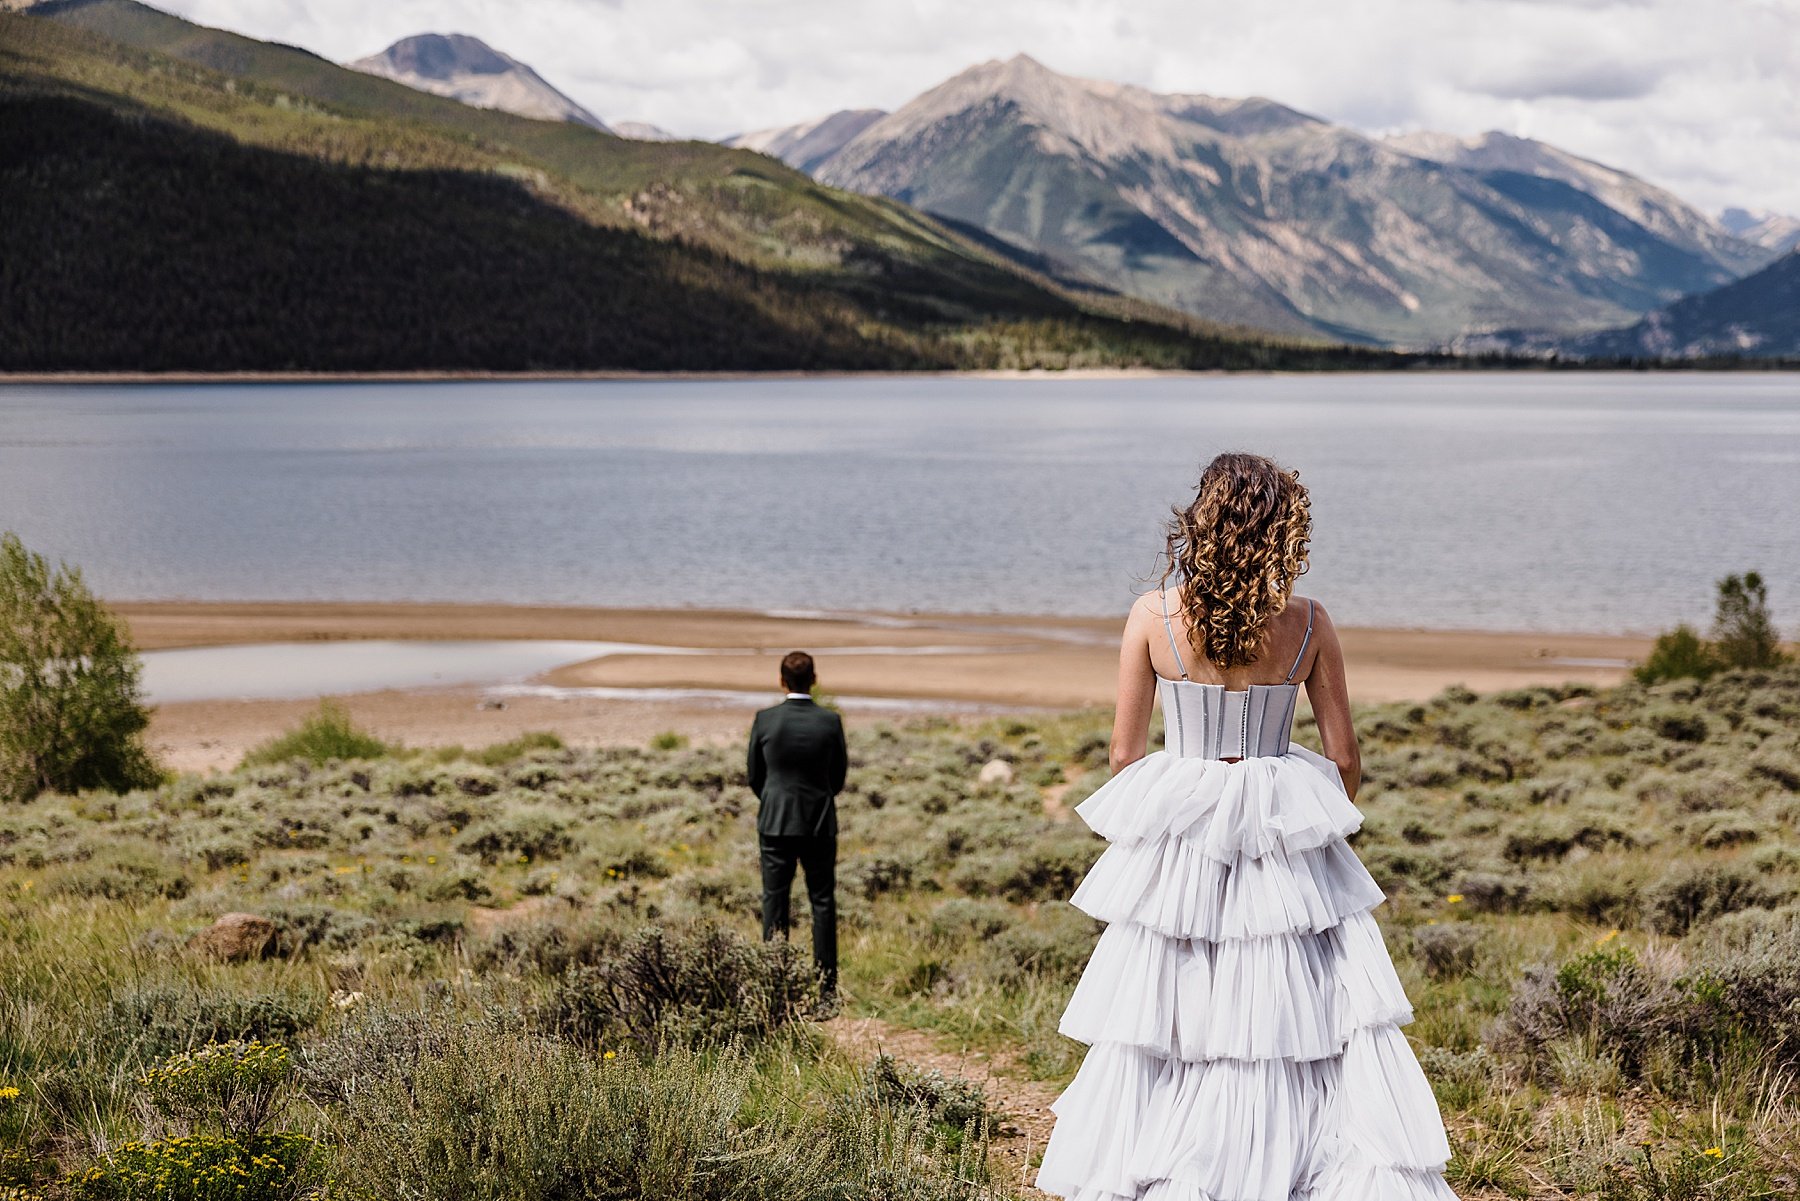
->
[0, 532, 159, 803]
[241, 700, 391, 767]
[1634, 624, 1719, 686]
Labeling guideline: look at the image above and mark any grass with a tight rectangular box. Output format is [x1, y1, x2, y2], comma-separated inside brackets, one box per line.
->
[3, 667, 1800, 1195]
[239, 702, 393, 768]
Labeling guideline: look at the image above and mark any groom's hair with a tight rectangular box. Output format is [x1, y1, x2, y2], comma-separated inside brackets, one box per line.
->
[780, 651, 816, 694]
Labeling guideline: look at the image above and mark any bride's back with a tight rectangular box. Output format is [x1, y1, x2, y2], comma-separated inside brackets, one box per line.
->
[1144, 587, 1320, 691]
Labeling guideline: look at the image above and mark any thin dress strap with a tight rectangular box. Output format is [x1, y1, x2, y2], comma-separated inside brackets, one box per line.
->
[1159, 584, 1190, 680]
[1284, 598, 1316, 683]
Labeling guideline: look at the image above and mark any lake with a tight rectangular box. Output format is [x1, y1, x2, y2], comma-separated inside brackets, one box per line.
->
[2, 373, 1797, 633]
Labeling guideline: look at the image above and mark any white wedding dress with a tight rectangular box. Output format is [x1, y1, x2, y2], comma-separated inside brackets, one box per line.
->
[1035, 599, 1458, 1201]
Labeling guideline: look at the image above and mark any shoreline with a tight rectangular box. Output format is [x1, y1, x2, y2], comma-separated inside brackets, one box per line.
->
[116, 600, 1653, 774]
[8, 365, 1800, 385]
[8, 368, 1220, 385]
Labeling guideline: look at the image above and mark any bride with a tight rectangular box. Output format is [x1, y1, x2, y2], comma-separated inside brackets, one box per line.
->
[1035, 452, 1457, 1201]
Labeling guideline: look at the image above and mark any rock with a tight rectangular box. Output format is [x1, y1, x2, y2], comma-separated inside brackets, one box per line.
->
[477, 698, 506, 711]
[188, 912, 277, 961]
[976, 759, 1014, 787]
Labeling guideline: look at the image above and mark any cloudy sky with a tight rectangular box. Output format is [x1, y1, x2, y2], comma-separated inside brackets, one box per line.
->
[158, 0, 1800, 216]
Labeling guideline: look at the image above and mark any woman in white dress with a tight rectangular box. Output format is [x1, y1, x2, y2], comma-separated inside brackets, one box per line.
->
[1035, 452, 1458, 1201]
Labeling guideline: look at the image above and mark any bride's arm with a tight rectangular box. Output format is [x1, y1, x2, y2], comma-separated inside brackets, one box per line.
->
[1301, 602, 1361, 800]
[1109, 597, 1157, 774]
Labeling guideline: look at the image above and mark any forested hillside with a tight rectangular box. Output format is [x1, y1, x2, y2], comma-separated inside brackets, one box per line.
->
[0, 5, 1395, 373]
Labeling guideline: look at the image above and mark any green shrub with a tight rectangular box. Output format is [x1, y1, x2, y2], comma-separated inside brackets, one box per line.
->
[1645, 708, 1708, 743]
[328, 1023, 987, 1201]
[1634, 624, 1719, 686]
[1450, 870, 1534, 914]
[423, 868, 492, 903]
[1413, 922, 1483, 979]
[0, 532, 160, 803]
[843, 855, 917, 900]
[46, 847, 189, 903]
[927, 898, 1014, 942]
[454, 808, 573, 864]
[264, 903, 378, 954]
[1642, 862, 1786, 936]
[138, 1040, 292, 1140]
[1499, 944, 1673, 1076]
[1634, 571, 1789, 686]
[863, 1052, 1000, 1148]
[241, 700, 391, 767]
[543, 922, 827, 1050]
[472, 730, 565, 766]
[103, 988, 318, 1059]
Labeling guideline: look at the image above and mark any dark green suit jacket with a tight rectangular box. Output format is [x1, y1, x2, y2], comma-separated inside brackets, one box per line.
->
[746, 696, 847, 838]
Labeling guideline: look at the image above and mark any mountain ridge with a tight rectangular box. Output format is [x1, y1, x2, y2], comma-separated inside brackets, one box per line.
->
[740, 55, 1773, 347]
[1561, 250, 1800, 360]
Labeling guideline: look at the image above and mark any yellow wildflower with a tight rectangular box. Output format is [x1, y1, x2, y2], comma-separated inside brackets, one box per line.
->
[1597, 928, 1621, 946]
[1445, 894, 1464, 905]
[603, 1050, 616, 1060]
[0, 1085, 20, 1101]
[1702, 1147, 1724, 1158]
[427, 856, 437, 865]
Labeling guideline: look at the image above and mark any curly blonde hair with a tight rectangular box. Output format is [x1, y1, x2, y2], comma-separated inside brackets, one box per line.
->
[1162, 452, 1312, 669]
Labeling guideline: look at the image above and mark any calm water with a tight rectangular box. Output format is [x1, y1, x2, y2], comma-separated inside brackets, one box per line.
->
[3, 374, 1797, 633]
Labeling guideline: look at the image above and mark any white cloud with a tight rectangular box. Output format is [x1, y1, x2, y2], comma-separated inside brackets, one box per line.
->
[154, 0, 1800, 215]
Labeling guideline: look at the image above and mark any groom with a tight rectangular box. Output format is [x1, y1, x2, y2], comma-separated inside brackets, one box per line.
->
[745, 651, 847, 1000]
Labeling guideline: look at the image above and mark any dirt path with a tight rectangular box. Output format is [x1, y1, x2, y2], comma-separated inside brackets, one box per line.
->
[823, 1014, 1064, 1197]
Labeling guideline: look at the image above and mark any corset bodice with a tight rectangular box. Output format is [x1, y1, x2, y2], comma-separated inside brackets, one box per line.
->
[1157, 676, 1300, 760]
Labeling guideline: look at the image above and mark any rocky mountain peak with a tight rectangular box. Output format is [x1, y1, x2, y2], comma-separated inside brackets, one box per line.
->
[370, 32, 512, 79]
[346, 32, 607, 130]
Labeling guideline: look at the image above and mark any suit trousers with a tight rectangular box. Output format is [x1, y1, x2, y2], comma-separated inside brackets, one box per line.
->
[757, 832, 837, 993]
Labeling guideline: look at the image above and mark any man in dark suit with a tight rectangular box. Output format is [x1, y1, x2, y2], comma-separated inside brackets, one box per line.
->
[746, 650, 847, 1001]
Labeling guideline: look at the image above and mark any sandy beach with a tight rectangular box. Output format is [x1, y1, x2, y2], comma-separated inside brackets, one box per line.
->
[116, 600, 1651, 774]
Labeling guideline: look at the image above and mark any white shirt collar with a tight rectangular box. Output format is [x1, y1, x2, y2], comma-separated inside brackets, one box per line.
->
[784, 691, 811, 699]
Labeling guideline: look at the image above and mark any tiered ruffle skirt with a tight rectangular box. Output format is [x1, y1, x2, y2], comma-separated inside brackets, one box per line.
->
[1035, 747, 1458, 1201]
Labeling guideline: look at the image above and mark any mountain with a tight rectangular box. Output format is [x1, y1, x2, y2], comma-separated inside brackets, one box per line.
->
[793, 55, 1772, 347]
[1385, 129, 1761, 275]
[347, 32, 608, 131]
[1720, 207, 1800, 256]
[4, 4, 1387, 373]
[725, 109, 886, 174]
[613, 121, 679, 142]
[1563, 250, 1800, 360]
